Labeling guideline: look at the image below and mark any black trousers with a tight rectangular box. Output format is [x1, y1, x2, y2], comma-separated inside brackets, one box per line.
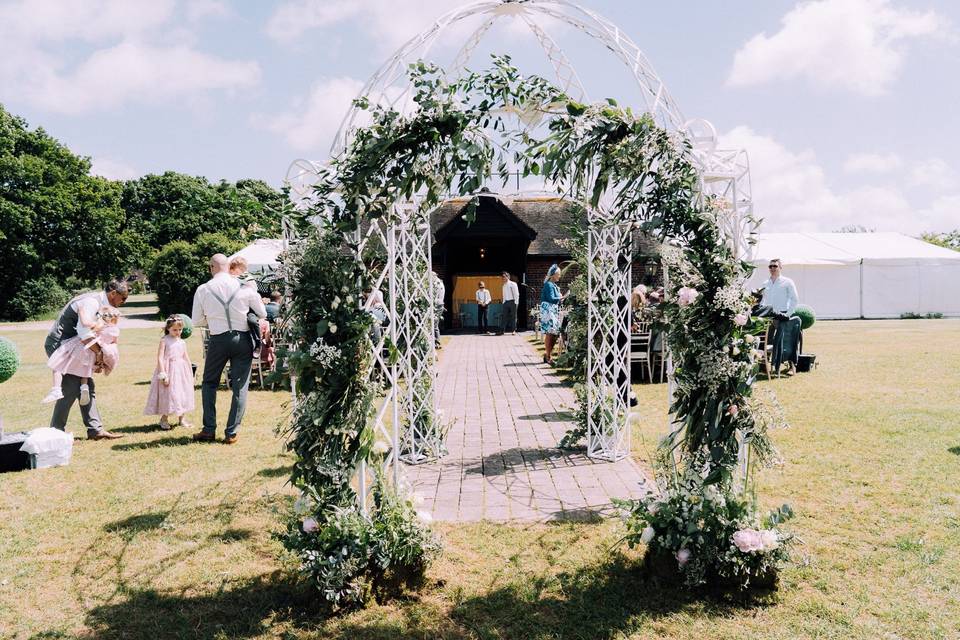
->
[478, 305, 488, 332]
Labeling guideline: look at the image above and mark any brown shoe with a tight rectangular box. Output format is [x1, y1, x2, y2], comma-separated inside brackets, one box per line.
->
[223, 434, 239, 445]
[193, 431, 216, 442]
[88, 430, 124, 441]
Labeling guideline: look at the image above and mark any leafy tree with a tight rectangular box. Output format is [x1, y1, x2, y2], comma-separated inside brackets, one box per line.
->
[0, 105, 131, 319]
[921, 230, 960, 251]
[121, 173, 283, 260]
[148, 232, 243, 317]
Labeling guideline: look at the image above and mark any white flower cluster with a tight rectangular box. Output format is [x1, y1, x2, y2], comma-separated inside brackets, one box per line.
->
[690, 351, 751, 393]
[713, 284, 748, 314]
[309, 338, 340, 369]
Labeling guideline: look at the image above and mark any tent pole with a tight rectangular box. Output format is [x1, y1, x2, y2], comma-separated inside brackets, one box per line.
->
[859, 259, 864, 319]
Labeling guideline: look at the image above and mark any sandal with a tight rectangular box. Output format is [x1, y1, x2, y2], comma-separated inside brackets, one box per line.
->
[159, 416, 172, 431]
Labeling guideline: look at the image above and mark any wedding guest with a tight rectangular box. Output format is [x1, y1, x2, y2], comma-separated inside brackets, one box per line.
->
[760, 259, 799, 316]
[144, 315, 195, 431]
[44, 279, 128, 440]
[192, 254, 266, 444]
[500, 271, 520, 335]
[265, 291, 282, 322]
[228, 256, 263, 357]
[432, 272, 445, 348]
[475, 281, 491, 333]
[540, 265, 564, 364]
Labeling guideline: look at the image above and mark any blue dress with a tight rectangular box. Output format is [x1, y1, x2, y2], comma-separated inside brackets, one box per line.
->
[539, 281, 562, 335]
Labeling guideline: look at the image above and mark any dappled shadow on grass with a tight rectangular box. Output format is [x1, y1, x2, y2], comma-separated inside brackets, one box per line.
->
[258, 464, 293, 478]
[948, 446, 960, 456]
[111, 436, 194, 451]
[450, 554, 770, 640]
[84, 572, 327, 640]
[112, 423, 162, 433]
[103, 512, 170, 539]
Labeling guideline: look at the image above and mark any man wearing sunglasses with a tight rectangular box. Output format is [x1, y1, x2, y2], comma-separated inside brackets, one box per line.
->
[760, 259, 799, 317]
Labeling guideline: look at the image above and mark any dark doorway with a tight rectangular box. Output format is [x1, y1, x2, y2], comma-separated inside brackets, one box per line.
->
[433, 196, 536, 331]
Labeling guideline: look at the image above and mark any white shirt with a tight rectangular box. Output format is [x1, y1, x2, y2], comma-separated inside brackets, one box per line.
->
[73, 292, 108, 340]
[761, 275, 799, 315]
[502, 279, 519, 303]
[192, 272, 266, 335]
[476, 288, 492, 306]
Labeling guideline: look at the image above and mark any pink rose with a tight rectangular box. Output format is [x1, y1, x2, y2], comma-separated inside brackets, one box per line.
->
[732, 529, 764, 553]
[302, 516, 320, 533]
[676, 548, 691, 567]
[727, 404, 739, 417]
[677, 287, 699, 307]
[760, 530, 779, 551]
[734, 313, 748, 326]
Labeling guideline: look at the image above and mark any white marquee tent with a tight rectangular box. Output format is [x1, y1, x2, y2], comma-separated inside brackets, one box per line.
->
[229, 238, 284, 275]
[746, 232, 960, 319]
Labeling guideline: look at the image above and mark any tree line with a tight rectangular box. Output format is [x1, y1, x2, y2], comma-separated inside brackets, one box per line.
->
[0, 104, 284, 321]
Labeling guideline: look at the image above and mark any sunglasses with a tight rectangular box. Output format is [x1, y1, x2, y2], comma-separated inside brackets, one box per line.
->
[768, 265, 780, 269]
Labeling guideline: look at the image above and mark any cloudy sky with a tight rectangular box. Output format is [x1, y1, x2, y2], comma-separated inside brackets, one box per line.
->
[0, 0, 957, 234]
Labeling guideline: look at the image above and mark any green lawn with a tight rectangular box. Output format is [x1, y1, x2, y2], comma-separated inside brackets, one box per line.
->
[1, 320, 958, 639]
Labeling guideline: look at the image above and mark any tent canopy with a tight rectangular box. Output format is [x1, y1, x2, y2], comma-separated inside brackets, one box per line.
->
[230, 238, 284, 274]
[747, 232, 960, 319]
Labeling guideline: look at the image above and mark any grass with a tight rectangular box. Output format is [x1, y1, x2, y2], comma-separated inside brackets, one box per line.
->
[1, 320, 959, 639]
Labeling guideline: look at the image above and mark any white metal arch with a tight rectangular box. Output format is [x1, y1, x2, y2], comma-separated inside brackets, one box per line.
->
[283, 1, 759, 499]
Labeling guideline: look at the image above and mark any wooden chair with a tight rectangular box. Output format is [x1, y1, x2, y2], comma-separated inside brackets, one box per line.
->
[648, 331, 667, 383]
[630, 332, 653, 382]
[753, 321, 776, 379]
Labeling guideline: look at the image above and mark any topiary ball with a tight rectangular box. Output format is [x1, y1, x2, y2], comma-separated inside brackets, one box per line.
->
[0, 336, 20, 384]
[792, 304, 816, 331]
[177, 314, 193, 339]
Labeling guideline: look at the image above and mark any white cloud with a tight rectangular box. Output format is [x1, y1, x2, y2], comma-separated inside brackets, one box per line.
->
[720, 125, 957, 234]
[728, 0, 945, 96]
[265, 0, 487, 52]
[90, 157, 140, 181]
[186, 0, 231, 23]
[254, 77, 365, 154]
[0, 0, 260, 114]
[909, 157, 956, 190]
[843, 152, 903, 174]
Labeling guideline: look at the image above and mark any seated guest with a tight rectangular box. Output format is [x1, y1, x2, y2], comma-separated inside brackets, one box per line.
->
[265, 291, 282, 322]
[631, 284, 647, 311]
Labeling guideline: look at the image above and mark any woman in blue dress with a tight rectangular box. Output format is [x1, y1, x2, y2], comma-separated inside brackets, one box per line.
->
[540, 264, 565, 364]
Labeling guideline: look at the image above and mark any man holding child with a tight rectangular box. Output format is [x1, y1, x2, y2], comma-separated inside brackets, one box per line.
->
[191, 254, 266, 444]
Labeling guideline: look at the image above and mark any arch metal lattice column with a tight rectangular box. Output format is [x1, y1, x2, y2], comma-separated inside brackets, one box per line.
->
[586, 210, 633, 461]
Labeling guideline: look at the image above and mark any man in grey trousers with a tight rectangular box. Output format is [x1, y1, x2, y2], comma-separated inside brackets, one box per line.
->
[45, 279, 129, 440]
[191, 254, 266, 444]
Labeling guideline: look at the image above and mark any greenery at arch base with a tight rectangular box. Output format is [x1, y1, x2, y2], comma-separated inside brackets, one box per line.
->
[279, 57, 793, 605]
[792, 304, 816, 331]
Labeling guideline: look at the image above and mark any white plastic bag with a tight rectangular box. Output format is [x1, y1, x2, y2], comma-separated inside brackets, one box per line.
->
[20, 427, 73, 468]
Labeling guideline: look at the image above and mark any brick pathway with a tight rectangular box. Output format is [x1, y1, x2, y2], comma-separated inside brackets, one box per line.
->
[406, 333, 651, 522]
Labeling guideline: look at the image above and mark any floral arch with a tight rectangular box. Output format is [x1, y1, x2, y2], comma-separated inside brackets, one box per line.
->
[279, 0, 788, 604]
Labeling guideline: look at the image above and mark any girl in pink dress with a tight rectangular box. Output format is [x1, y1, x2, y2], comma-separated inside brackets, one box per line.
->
[44, 306, 121, 405]
[143, 316, 195, 430]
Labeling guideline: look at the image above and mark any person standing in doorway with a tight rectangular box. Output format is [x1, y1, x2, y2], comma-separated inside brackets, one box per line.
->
[191, 254, 266, 444]
[500, 271, 520, 335]
[475, 281, 491, 334]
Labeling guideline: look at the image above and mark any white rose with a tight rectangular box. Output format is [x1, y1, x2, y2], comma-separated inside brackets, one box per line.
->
[346, 295, 354, 304]
[302, 516, 320, 533]
[744, 334, 756, 345]
[329, 323, 338, 334]
[760, 529, 779, 551]
[640, 525, 655, 544]
[676, 548, 691, 567]
[372, 440, 390, 455]
[732, 346, 741, 356]
[331, 296, 341, 310]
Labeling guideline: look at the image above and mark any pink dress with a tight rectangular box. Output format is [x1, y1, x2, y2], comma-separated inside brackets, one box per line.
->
[143, 336, 195, 416]
[47, 325, 119, 378]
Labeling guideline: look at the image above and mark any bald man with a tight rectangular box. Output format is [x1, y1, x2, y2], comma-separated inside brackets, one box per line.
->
[191, 253, 266, 444]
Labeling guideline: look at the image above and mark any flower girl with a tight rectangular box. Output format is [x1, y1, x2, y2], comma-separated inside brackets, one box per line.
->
[43, 305, 121, 405]
[143, 315, 195, 430]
